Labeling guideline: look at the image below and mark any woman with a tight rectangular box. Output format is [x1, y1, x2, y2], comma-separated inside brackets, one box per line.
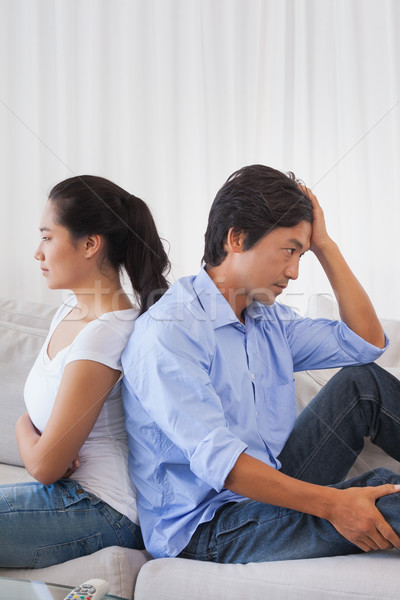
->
[0, 175, 169, 568]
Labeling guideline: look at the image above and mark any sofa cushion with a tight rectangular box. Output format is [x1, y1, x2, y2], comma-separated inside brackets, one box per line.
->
[0, 297, 57, 329]
[0, 546, 151, 599]
[0, 297, 57, 466]
[0, 463, 35, 484]
[134, 551, 400, 600]
[0, 320, 49, 466]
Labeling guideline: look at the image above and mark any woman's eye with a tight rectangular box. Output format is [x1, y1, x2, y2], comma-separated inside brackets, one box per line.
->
[41, 237, 50, 242]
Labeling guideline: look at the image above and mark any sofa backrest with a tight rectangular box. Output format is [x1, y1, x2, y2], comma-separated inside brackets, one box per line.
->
[0, 294, 398, 475]
[0, 298, 57, 466]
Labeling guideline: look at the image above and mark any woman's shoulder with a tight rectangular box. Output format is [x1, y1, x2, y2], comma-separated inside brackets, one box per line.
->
[97, 307, 140, 333]
[63, 308, 139, 369]
[74, 307, 139, 351]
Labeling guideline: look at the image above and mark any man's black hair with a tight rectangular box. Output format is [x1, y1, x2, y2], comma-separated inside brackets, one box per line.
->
[203, 164, 313, 266]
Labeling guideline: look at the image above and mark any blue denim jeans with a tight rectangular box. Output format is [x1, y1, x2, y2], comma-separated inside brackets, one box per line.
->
[0, 478, 144, 568]
[179, 364, 400, 563]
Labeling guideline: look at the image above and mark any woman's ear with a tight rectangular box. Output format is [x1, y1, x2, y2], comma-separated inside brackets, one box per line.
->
[84, 234, 102, 258]
[225, 227, 246, 254]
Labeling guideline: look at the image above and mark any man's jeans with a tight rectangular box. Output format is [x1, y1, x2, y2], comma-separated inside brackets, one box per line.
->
[0, 478, 144, 568]
[179, 364, 400, 563]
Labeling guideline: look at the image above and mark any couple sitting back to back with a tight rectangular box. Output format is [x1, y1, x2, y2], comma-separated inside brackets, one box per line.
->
[3, 165, 400, 569]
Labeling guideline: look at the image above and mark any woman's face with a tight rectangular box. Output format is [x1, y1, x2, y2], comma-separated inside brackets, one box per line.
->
[34, 200, 92, 290]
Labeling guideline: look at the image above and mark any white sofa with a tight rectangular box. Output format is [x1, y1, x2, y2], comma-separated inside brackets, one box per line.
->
[0, 296, 400, 600]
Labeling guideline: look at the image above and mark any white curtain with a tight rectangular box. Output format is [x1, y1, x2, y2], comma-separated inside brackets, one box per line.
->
[1, 0, 399, 319]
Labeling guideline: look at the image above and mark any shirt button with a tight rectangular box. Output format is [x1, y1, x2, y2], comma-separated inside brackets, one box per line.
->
[250, 373, 255, 380]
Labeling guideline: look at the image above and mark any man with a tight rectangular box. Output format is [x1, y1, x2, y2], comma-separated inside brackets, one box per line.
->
[122, 164, 400, 562]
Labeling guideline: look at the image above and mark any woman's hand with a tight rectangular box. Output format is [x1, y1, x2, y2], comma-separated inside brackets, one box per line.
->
[61, 455, 80, 478]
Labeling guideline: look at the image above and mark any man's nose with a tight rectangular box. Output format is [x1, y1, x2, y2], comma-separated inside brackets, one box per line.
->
[284, 259, 299, 281]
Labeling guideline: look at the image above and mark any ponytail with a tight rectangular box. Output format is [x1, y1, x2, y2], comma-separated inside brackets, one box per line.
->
[123, 195, 170, 314]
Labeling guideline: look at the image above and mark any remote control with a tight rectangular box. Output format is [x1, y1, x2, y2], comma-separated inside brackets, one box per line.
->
[63, 578, 110, 600]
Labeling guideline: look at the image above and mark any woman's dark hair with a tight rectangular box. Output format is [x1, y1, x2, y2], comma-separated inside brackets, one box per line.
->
[49, 175, 170, 314]
[203, 164, 313, 266]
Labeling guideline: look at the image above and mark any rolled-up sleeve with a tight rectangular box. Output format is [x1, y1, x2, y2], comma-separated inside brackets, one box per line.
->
[190, 427, 247, 492]
[124, 315, 247, 492]
[286, 315, 388, 372]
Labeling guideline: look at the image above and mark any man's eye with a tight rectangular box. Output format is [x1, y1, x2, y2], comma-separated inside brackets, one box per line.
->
[286, 248, 295, 256]
[41, 237, 50, 241]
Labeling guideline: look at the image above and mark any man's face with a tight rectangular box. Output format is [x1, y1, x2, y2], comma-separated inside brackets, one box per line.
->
[233, 221, 312, 306]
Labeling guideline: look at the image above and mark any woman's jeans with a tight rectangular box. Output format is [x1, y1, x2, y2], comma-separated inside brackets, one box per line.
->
[179, 364, 400, 563]
[0, 478, 144, 568]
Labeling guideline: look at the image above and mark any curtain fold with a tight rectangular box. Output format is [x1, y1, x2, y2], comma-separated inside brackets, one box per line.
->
[0, 0, 399, 318]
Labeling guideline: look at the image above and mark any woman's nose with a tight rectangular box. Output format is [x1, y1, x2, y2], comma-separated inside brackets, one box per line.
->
[34, 246, 43, 261]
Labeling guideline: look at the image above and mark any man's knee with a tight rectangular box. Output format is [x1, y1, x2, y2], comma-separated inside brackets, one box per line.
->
[332, 363, 384, 387]
[339, 362, 397, 391]
[370, 467, 400, 485]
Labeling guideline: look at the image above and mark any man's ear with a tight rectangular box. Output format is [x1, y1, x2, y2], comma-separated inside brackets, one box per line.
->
[84, 234, 102, 258]
[226, 227, 246, 254]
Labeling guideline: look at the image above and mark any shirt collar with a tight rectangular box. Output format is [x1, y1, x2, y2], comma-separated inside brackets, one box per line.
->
[192, 268, 244, 330]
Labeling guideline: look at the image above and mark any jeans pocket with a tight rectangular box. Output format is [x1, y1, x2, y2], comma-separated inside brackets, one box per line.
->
[216, 514, 259, 544]
[31, 532, 103, 569]
[213, 514, 261, 563]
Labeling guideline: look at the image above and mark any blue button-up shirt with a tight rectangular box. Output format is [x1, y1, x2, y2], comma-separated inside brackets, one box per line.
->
[122, 268, 387, 558]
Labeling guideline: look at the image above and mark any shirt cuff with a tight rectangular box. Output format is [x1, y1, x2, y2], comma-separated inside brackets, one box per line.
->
[190, 427, 248, 492]
[336, 322, 389, 363]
